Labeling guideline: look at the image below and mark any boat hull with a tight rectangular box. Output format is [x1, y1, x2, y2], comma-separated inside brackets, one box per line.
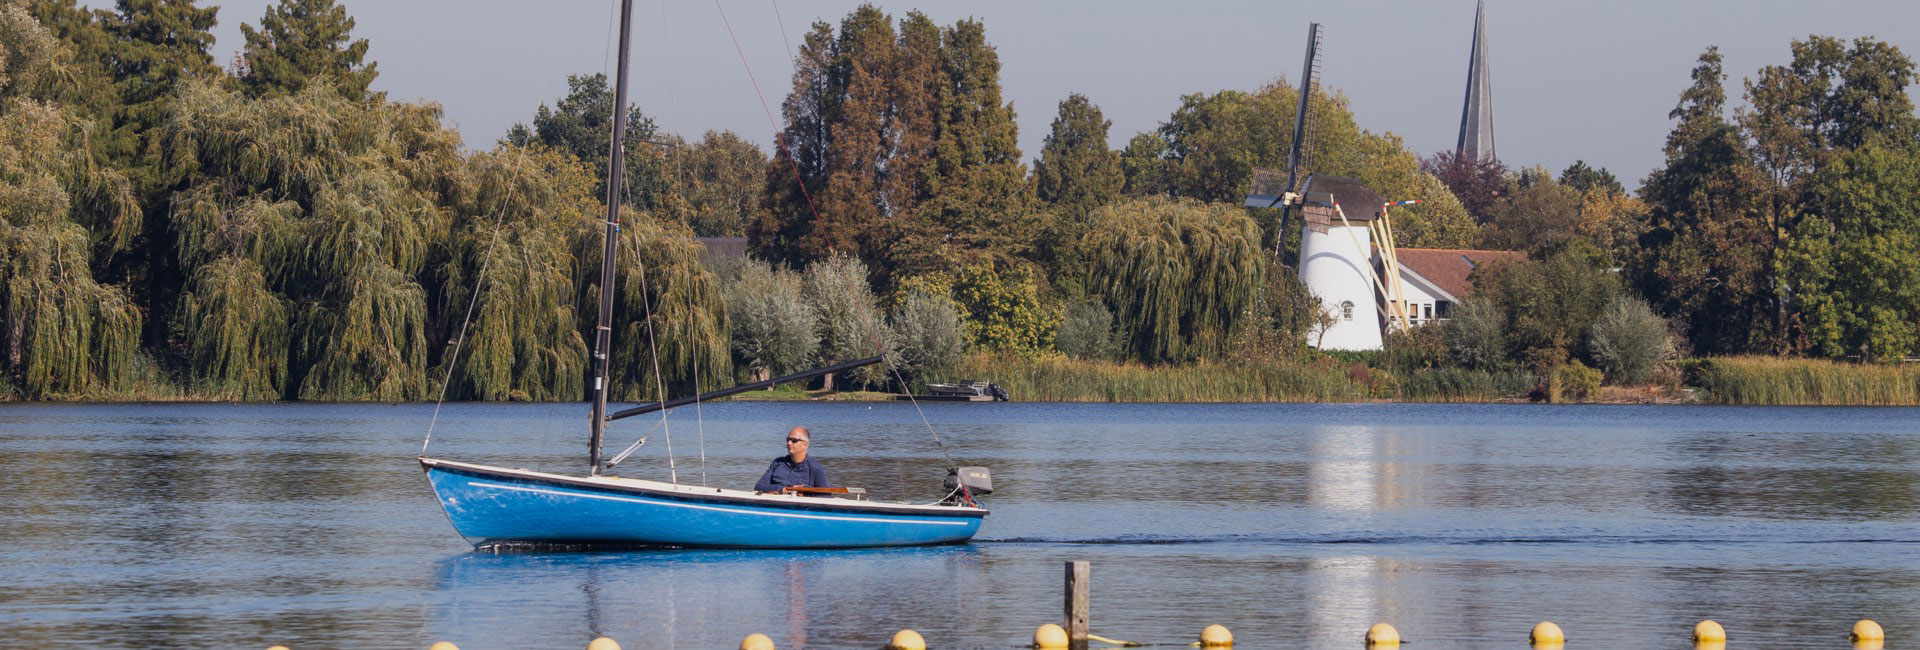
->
[421, 458, 986, 549]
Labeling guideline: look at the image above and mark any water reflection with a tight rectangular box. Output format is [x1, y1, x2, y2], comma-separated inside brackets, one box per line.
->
[428, 545, 985, 649]
[4, 403, 1919, 647]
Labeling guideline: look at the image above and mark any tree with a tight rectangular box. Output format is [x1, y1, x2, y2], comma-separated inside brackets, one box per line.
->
[1780, 144, 1920, 360]
[1124, 82, 1476, 252]
[889, 288, 964, 384]
[1636, 46, 1774, 356]
[1741, 35, 1920, 353]
[802, 254, 890, 390]
[237, 0, 378, 101]
[1082, 196, 1265, 363]
[1053, 297, 1115, 361]
[1589, 295, 1671, 385]
[1035, 93, 1122, 220]
[722, 260, 814, 380]
[0, 7, 143, 397]
[1033, 93, 1122, 291]
[1465, 243, 1621, 371]
[1422, 148, 1508, 222]
[506, 72, 669, 213]
[1559, 160, 1624, 197]
[1480, 167, 1584, 253]
[668, 130, 768, 237]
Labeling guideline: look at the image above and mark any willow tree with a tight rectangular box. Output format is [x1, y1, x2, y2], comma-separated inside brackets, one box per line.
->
[1082, 196, 1265, 364]
[159, 80, 464, 400]
[0, 6, 143, 398]
[803, 254, 891, 389]
[431, 147, 591, 401]
[575, 212, 730, 403]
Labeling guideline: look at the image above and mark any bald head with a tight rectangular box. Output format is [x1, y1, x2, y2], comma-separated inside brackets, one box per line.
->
[785, 426, 811, 462]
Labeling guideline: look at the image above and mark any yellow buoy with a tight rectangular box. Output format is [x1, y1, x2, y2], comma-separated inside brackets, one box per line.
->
[1034, 623, 1069, 648]
[1530, 621, 1565, 644]
[740, 632, 775, 650]
[428, 644, 458, 650]
[586, 637, 621, 650]
[1692, 620, 1726, 642]
[1365, 623, 1401, 645]
[888, 629, 926, 650]
[1694, 642, 1726, 650]
[1854, 641, 1885, 650]
[1199, 623, 1233, 647]
[1852, 619, 1885, 641]
[268, 646, 290, 650]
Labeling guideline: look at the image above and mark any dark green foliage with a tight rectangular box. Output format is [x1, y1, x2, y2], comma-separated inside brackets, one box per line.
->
[1781, 144, 1920, 360]
[1451, 244, 1621, 371]
[1083, 197, 1264, 364]
[237, 0, 377, 101]
[1560, 160, 1624, 196]
[1035, 93, 1122, 220]
[1589, 295, 1671, 385]
[506, 72, 669, 212]
[1636, 47, 1774, 355]
[433, 148, 589, 402]
[1053, 297, 1115, 361]
[669, 130, 768, 237]
[582, 214, 731, 402]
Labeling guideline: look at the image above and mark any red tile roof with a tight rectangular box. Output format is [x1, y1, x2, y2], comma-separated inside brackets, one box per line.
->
[1389, 248, 1526, 300]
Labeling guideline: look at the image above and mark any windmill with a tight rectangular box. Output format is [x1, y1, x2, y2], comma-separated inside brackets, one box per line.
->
[1243, 23, 1417, 350]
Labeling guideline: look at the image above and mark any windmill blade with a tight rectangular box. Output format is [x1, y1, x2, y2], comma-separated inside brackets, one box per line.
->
[1244, 22, 1323, 259]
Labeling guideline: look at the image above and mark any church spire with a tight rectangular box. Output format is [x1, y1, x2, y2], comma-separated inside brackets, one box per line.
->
[1456, 0, 1495, 162]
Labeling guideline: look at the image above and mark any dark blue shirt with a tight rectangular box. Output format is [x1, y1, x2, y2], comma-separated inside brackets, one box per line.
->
[754, 455, 829, 493]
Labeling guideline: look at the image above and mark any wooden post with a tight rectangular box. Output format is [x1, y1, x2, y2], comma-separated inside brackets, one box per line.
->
[1065, 560, 1089, 647]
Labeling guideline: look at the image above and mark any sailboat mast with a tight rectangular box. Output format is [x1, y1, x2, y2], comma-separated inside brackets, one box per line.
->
[588, 0, 636, 475]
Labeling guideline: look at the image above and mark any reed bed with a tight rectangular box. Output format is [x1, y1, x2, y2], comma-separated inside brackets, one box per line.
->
[953, 354, 1540, 403]
[953, 353, 1356, 402]
[1690, 356, 1920, 405]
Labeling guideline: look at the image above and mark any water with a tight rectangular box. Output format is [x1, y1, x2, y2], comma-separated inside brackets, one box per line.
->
[2, 402, 1916, 649]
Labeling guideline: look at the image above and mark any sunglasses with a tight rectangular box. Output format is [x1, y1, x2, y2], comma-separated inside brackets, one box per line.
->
[786, 437, 807, 444]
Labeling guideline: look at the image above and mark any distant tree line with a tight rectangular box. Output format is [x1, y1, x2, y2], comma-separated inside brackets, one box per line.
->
[3, 0, 1917, 402]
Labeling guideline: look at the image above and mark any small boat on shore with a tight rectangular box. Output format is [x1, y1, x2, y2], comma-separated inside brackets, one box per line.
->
[924, 380, 1008, 401]
[418, 0, 988, 550]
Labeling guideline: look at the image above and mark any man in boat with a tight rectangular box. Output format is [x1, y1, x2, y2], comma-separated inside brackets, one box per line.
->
[754, 426, 830, 494]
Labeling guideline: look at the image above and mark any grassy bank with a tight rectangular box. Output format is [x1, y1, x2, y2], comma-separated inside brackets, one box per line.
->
[1688, 356, 1920, 405]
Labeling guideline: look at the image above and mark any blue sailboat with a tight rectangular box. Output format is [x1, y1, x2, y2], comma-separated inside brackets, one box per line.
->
[419, 0, 988, 549]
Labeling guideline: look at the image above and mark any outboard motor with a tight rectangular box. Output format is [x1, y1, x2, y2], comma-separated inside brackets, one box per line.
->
[944, 466, 992, 505]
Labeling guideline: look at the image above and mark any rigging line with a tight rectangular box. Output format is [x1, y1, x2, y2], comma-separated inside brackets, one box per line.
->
[635, 256, 679, 484]
[712, 0, 825, 232]
[423, 159, 526, 456]
[768, 0, 796, 63]
[657, 0, 707, 487]
[891, 365, 957, 469]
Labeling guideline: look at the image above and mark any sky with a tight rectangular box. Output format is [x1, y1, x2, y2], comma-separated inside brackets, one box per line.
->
[186, 0, 1920, 189]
